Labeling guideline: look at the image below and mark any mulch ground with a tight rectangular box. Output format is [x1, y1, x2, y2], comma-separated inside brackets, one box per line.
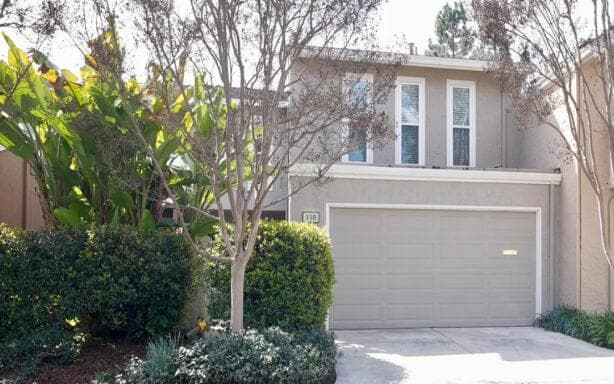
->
[21, 339, 146, 384]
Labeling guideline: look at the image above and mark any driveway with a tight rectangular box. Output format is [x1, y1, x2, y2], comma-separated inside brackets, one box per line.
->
[335, 327, 614, 384]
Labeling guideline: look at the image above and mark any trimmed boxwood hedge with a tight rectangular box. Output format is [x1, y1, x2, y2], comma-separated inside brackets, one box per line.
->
[207, 221, 335, 330]
[0, 224, 194, 374]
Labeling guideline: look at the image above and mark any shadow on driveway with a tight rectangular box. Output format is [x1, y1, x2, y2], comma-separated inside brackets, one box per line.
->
[335, 327, 614, 384]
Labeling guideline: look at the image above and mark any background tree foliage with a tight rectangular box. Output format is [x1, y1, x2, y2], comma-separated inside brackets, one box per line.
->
[426, 1, 475, 58]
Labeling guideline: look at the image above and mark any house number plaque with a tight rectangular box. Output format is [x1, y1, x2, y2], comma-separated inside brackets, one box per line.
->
[302, 211, 320, 224]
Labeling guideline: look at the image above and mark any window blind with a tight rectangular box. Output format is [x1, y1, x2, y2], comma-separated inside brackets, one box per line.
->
[347, 126, 367, 162]
[349, 79, 370, 110]
[452, 87, 470, 127]
[401, 84, 419, 125]
[453, 127, 470, 166]
[400, 83, 420, 164]
[401, 125, 419, 164]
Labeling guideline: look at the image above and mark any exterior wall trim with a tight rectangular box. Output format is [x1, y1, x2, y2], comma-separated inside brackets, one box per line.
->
[395, 76, 426, 166]
[324, 202, 544, 329]
[289, 163, 562, 185]
[447, 79, 477, 167]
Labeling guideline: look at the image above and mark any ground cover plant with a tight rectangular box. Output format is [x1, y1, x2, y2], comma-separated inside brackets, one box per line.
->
[537, 306, 614, 348]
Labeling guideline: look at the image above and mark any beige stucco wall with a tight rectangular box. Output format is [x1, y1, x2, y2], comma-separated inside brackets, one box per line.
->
[0, 150, 45, 230]
[291, 60, 522, 169]
[289, 175, 557, 313]
[518, 61, 614, 311]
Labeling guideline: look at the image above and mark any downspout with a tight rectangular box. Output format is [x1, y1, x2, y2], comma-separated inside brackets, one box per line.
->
[609, 195, 614, 310]
[549, 183, 555, 310]
[575, 71, 583, 310]
[578, 155, 583, 309]
[501, 90, 506, 168]
[501, 89, 507, 168]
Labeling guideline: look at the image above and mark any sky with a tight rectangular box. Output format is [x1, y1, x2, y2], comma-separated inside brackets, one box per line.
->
[0, 0, 449, 79]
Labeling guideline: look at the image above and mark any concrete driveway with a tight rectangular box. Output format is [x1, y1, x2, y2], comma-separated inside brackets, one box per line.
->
[335, 327, 614, 384]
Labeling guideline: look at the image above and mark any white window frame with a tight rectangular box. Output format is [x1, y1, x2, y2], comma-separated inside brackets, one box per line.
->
[395, 76, 425, 166]
[446, 79, 476, 167]
[342, 73, 374, 164]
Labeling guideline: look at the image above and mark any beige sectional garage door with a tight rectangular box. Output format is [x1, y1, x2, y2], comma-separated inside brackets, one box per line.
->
[329, 207, 536, 329]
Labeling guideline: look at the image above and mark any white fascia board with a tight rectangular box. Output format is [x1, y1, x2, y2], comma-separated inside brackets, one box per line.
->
[299, 47, 488, 72]
[403, 55, 487, 71]
[289, 163, 562, 185]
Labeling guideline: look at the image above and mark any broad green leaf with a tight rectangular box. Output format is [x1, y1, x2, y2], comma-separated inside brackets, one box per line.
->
[156, 137, 180, 164]
[109, 185, 134, 210]
[61, 69, 79, 83]
[139, 209, 156, 232]
[0, 124, 35, 161]
[109, 206, 122, 226]
[54, 207, 81, 227]
[189, 216, 218, 238]
[4, 34, 30, 70]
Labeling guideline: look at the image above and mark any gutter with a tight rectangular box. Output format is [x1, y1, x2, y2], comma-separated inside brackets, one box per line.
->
[289, 163, 562, 185]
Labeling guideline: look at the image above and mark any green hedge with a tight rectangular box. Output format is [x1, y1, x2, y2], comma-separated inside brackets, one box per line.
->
[0, 224, 194, 374]
[537, 306, 614, 348]
[207, 221, 335, 330]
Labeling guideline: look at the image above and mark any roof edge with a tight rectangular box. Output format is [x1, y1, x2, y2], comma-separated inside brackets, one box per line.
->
[298, 46, 490, 72]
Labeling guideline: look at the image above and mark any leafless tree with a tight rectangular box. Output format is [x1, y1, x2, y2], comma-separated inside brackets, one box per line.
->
[472, 0, 614, 271]
[69, 0, 396, 330]
[0, 0, 65, 35]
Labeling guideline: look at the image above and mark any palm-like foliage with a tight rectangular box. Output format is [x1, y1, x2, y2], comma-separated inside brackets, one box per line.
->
[0, 33, 249, 235]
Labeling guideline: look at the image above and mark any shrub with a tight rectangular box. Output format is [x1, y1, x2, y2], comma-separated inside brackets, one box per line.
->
[174, 327, 336, 384]
[207, 221, 335, 330]
[140, 335, 180, 383]
[76, 228, 193, 337]
[0, 224, 194, 374]
[537, 306, 614, 348]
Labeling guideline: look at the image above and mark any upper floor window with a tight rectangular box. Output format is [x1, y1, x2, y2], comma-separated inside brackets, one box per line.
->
[342, 73, 373, 164]
[395, 77, 425, 165]
[447, 80, 476, 167]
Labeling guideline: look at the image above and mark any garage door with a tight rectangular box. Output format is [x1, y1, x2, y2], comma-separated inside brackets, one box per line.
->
[329, 207, 536, 329]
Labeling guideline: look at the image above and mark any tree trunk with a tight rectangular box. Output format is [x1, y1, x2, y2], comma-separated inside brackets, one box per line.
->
[230, 259, 247, 331]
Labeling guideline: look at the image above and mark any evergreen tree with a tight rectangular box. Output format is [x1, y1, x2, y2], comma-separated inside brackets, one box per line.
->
[426, 1, 475, 58]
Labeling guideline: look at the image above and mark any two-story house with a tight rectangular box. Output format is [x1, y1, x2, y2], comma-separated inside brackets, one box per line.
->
[284, 49, 563, 330]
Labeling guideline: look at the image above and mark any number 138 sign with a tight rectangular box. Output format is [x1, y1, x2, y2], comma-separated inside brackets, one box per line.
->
[302, 211, 319, 224]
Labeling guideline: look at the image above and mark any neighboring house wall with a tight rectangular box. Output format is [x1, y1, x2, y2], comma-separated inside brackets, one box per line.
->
[0, 150, 45, 230]
[518, 61, 614, 312]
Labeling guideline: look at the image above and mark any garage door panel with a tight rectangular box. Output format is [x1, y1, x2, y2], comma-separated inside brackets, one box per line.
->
[387, 303, 435, 320]
[329, 207, 536, 329]
[334, 241, 382, 259]
[437, 302, 488, 319]
[488, 302, 534, 320]
[385, 212, 437, 232]
[438, 243, 486, 260]
[386, 273, 435, 290]
[336, 273, 383, 289]
[387, 243, 437, 259]
[334, 304, 382, 321]
[437, 273, 485, 289]
[488, 272, 533, 289]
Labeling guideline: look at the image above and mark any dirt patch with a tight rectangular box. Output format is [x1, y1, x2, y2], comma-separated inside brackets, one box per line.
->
[22, 339, 145, 384]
